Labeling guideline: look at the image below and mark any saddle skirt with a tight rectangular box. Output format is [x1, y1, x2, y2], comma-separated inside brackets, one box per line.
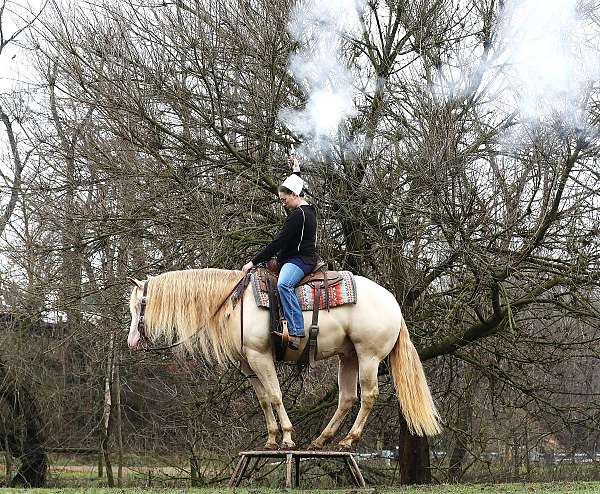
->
[250, 268, 357, 311]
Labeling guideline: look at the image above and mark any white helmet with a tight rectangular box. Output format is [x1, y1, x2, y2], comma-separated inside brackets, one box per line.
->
[280, 174, 303, 195]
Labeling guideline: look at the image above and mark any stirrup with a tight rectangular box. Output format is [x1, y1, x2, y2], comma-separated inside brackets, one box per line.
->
[272, 330, 306, 340]
[272, 330, 305, 350]
[274, 320, 290, 348]
[286, 335, 305, 351]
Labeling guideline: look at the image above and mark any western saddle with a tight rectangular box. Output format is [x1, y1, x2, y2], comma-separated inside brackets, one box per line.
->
[263, 258, 342, 367]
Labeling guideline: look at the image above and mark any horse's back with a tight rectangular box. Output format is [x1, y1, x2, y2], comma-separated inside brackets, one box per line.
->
[241, 274, 403, 361]
[316, 276, 402, 360]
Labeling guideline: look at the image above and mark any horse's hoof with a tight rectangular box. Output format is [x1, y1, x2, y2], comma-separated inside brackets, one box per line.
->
[338, 440, 354, 451]
[280, 440, 296, 450]
[310, 441, 324, 450]
[263, 442, 278, 451]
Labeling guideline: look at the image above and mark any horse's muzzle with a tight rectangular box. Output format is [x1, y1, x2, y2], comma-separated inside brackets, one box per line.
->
[128, 332, 141, 350]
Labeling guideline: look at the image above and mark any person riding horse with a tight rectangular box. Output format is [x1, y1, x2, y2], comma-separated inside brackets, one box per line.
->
[242, 156, 318, 350]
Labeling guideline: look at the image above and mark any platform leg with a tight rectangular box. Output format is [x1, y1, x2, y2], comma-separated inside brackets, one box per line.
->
[348, 455, 366, 487]
[344, 456, 360, 486]
[230, 455, 251, 487]
[295, 455, 301, 487]
[229, 455, 247, 487]
[239, 455, 254, 485]
[285, 453, 293, 489]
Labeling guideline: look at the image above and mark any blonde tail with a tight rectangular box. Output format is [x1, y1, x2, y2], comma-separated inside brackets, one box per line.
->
[389, 315, 442, 436]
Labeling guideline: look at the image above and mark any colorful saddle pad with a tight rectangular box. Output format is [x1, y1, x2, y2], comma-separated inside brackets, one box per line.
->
[250, 269, 357, 311]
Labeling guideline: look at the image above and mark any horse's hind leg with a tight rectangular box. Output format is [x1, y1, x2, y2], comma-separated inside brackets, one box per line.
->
[339, 356, 379, 449]
[311, 352, 358, 449]
[246, 350, 296, 449]
[240, 360, 279, 450]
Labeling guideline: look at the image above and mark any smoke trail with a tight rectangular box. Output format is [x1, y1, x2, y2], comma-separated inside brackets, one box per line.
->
[279, 0, 365, 156]
[499, 0, 600, 126]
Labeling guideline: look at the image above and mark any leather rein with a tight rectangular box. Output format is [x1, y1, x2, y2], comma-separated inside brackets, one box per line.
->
[136, 273, 251, 353]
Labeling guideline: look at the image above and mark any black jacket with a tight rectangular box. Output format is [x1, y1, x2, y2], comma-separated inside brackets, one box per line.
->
[252, 204, 317, 268]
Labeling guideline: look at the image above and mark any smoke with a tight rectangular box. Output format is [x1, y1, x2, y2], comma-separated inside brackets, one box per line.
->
[279, 0, 365, 157]
[428, 0, 600, 133]
[498, 0, 600, 127]
[279, 0, 600, 158]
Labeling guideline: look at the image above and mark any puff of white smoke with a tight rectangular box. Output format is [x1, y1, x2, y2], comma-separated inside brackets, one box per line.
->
[430, 0, 600, 134]
[280, 0, 365, 157]
[499, 0, 600, 127]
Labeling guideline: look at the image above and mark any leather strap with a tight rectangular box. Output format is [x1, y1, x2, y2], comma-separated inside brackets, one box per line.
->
[137, 280, 149, 340]
[311, 281, 321, 328]
[232, 272, 252, 352]
[322, 269, 330, 311]
[308, 325, 319, 368]
[308, 281, 321, 368]
[281, 320, 290, 347]
[240, 282, 245, 351]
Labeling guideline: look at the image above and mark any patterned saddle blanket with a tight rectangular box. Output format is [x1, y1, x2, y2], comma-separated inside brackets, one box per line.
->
[250, 269, 357, 311]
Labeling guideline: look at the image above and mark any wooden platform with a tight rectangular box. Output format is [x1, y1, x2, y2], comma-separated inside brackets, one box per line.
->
[228, 450, 366, 489]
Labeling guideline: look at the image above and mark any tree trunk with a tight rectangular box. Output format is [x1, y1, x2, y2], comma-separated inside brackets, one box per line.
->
[448, 402, 472, 481]
[0, 360, 48, 487]
[4, 436, 12, 478]
[190, 453, 200, 487]
[9, 445, 47, 488]
[398, 413, 431, 485]
[115, 360, 123, 486]
[448, 365, 474, 482]
[512, 437, 520, 479]
[100, 332, 116, 487]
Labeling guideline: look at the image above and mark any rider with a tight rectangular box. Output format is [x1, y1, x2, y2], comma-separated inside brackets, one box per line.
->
[242, 155, 318, 349]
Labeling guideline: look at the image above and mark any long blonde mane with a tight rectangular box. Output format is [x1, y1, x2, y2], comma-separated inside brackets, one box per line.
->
[142, 268, 243, 363]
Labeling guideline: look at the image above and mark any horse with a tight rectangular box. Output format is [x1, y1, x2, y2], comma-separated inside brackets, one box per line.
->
[127, 268, 441, 450]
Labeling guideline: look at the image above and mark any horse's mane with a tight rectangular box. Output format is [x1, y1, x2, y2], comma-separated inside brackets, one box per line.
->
[142, 268, 243, 363]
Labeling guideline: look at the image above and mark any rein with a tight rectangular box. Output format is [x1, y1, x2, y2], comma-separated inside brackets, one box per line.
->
[136, 273, 252, 353]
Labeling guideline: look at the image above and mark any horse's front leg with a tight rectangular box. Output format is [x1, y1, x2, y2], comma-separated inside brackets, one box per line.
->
[311, 352, 358, 449]
[246, 349, 296, 449]
[240, 360, 279, 450]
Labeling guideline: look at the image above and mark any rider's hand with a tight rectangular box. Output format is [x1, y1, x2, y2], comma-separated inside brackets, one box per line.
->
[289, 155, 300, 173]
[242, 261, 254, 274]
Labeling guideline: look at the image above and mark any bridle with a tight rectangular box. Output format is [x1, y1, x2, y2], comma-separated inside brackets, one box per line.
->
[134, 273, 252, 353]
[136, 280, 166, 351]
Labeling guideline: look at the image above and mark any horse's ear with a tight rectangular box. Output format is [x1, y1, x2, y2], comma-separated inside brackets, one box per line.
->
[128, 277, 144, 289]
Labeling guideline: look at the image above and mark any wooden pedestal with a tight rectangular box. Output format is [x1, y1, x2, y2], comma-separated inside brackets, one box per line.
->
[228, 450, 366, 489]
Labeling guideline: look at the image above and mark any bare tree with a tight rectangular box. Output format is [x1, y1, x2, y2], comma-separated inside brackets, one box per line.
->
[0, 0, 596, 488]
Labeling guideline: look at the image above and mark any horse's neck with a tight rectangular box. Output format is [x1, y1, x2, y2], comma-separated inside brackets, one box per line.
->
[205, 269, 242, 315]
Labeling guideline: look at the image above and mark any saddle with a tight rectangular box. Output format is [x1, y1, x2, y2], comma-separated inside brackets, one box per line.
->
[262, 261, 343, 367]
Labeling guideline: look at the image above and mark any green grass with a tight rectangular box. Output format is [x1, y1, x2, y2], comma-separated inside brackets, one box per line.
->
[2, 483, 599, 494]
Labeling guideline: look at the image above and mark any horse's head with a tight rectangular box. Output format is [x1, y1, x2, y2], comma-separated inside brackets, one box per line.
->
[127, 277, 145, 350]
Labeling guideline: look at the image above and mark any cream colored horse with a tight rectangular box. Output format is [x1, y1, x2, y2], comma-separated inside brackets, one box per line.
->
[127, 269, 441, 449]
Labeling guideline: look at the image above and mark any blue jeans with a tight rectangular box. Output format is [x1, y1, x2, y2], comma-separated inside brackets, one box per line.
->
[277, 262, 305, 337]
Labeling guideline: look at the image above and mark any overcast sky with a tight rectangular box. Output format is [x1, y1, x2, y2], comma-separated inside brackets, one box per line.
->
[1, 1, 599, 129]
[0, 0, 47, 92]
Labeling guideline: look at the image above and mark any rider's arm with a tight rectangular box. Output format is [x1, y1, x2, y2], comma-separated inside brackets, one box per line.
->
[251, 209, 303, 266]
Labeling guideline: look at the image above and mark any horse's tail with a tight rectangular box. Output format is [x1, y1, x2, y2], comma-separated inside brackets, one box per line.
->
[389, 314, 442, 436]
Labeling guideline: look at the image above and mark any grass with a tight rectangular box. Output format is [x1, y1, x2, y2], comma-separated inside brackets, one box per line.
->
[0, 483, 598, 494]
[3, 456, 599, 493]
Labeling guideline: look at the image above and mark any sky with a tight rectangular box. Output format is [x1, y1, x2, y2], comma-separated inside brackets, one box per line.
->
[280, 0, 600, 159]
[0, 0, 47, 92]
[279, 0, 365, 154]
[2, 1, 599, 144]
[497, 0, 600, 125]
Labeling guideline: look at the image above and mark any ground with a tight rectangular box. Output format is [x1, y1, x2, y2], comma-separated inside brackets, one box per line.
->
[4, 482, 600, 494]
